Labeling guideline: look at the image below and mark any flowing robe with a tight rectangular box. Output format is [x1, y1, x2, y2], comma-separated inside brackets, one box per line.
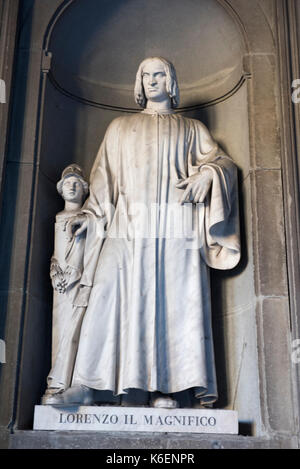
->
[71, 110, 240, 404]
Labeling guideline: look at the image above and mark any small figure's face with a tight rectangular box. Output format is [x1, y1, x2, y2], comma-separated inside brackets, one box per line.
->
[62, 176, 84, 203]
[142, 59, 169, 103]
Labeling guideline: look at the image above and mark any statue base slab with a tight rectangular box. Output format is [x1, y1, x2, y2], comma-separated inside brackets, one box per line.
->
[33, 405, 238, 434]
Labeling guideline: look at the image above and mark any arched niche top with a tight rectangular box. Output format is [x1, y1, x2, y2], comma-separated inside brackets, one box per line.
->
[47, 0, 247, 109]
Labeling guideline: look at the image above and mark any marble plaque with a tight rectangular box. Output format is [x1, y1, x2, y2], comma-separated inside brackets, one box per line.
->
[33, 406, 238, 434]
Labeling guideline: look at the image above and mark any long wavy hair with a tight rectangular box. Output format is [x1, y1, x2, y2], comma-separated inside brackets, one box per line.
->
[134, 57, 180, 109]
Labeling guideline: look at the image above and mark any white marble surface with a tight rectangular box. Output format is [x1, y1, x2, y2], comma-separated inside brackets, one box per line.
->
[34, 406, 238, 434]
[45, 164, 89, 397]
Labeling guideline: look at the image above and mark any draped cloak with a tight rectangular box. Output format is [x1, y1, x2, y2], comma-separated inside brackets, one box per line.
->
[69, 110, 240, 404]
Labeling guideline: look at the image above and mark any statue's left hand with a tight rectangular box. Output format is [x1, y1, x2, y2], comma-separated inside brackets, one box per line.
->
[176, 168, 213, 204]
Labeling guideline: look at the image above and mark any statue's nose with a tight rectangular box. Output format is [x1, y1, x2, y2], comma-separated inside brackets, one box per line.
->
[149, 75, 157, 85]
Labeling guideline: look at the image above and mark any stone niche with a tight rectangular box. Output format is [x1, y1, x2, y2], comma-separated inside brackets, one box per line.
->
[26, 0, 259, 427]
[1, 0, 297, 448]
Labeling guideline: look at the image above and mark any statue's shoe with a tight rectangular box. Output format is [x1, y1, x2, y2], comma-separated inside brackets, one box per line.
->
[151, 396, 178, 409]
[61, 385, 94, 405]
[41, 390, 64, 405]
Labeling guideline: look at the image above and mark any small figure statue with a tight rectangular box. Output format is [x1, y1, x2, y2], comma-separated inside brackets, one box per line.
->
[42, 164, 89, 405]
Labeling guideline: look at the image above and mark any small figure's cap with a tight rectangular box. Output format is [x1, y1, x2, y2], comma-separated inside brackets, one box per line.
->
[57, 163, 89, 196]
[61, 164, 85, 180]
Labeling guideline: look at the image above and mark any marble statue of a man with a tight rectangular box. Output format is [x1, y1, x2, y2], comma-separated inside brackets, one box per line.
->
[55, 57, 240, 408]
[42, 164, 89, 405]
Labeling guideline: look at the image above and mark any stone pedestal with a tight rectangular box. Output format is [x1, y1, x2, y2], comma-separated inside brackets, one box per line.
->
[33, 405, 238, 435]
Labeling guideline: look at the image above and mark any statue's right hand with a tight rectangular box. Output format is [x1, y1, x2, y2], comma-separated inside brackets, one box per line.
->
[66, 213, 88, 239]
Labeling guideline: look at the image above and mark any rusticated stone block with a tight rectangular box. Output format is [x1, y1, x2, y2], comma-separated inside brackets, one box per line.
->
[253, 169, 288, 297]
[0, 162, 34, 290]
[250, 55, 281, 169]
[261, 297, 294, 433]
[0, 290, 24, 428]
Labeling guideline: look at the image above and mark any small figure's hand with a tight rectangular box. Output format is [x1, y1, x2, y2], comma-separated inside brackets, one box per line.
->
[51, 274, 66, 293]
[56, 277, 68, 294]
[52, 274, 70, 294]
[176, 169, 213, 205]
[50, 260, 65, 292]
[66, 213, 88, 240]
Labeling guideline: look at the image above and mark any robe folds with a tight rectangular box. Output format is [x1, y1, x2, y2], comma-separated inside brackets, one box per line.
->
[70, 110, 240, 404]
[48, 211, 87, 391]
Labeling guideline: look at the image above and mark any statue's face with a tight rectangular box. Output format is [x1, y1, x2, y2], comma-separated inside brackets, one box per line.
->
[142, 59, 169, 103]
[62, 176, 84, 203]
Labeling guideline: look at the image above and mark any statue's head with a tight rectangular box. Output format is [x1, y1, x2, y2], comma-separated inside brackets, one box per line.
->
[57, 164, 89, 204]
[134, 57, 179, 109]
